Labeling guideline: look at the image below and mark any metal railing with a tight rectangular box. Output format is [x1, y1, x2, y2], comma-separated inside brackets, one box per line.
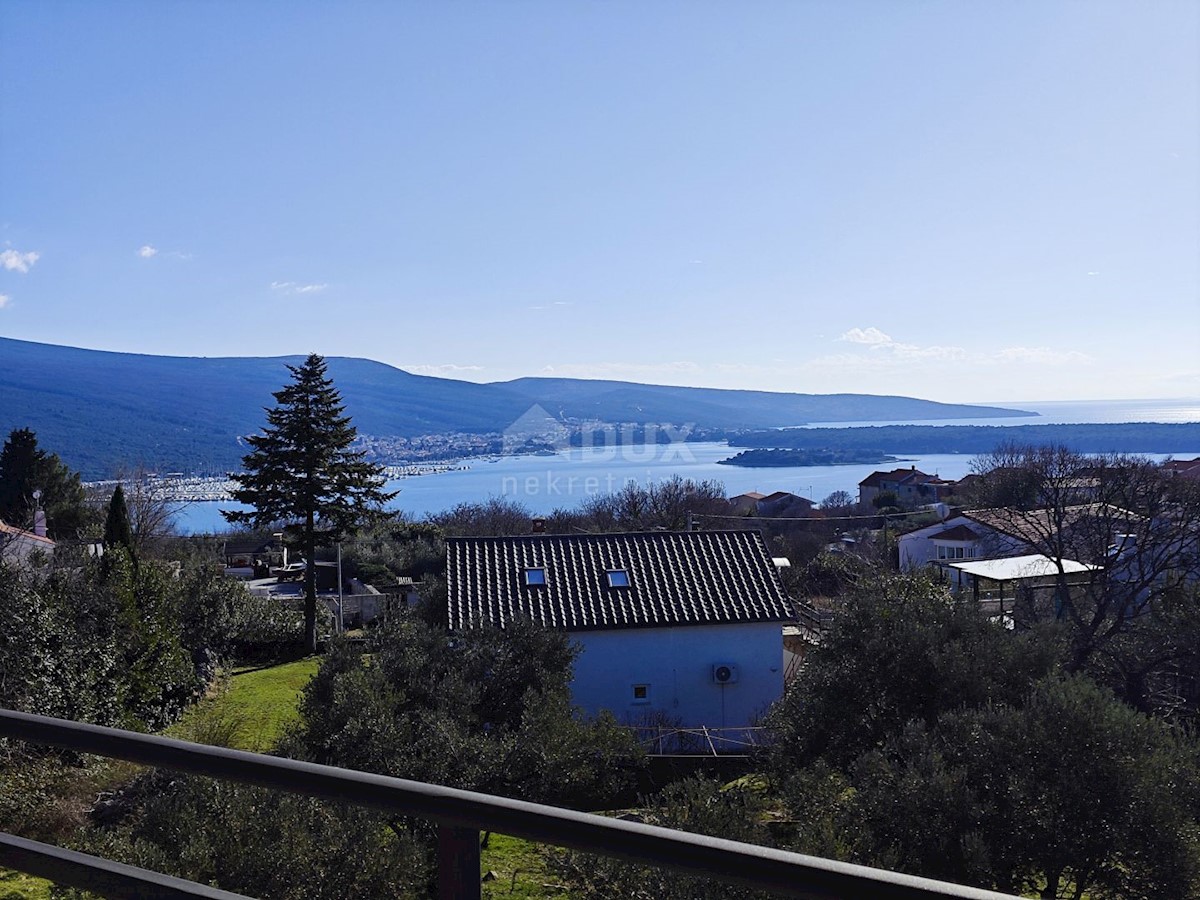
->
[0, 709, 1020, 900]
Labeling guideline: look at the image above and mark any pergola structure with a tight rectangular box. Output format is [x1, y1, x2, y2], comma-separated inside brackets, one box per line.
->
[946, 554, 1102, 622]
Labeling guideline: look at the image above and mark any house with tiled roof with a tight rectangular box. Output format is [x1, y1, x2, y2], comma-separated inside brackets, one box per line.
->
[728, 491, 767, 516]
[757, 491, 815, 518]
[1163, 457, 1200, 480]
[900, 503, 1147, 575]
[446, 530, 793, 732]
[858, 466, 953, 507]
[728, 490, 815, 518]
[899, 515, 1002, 572]
[0, 518, 56, 567]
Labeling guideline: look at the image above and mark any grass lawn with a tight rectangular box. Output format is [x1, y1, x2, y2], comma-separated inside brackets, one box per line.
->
[167, 656, 321, 752]
[481, 833, 568, 899]
[222, 656, 322, 751]
[0, 868, 53, 900]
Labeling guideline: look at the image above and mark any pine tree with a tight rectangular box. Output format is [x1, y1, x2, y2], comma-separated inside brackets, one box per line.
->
[0, 427, 89, 539]
[222, 354, 396, 650]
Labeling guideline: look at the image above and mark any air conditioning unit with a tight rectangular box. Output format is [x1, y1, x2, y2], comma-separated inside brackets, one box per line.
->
[711, 663, 738, 684]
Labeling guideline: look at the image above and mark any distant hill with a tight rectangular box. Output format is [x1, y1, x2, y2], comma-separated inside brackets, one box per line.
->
[494, 377, 1032, 429]
[0, 337, 1032, 479]
[0, 338, 530, 478]
[731, 423, 1200, 455]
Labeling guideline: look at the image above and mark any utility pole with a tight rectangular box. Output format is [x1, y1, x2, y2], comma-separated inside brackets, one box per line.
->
[336, 542, 344, 633]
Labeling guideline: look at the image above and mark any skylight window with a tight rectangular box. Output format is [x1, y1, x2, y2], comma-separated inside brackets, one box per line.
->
[524, 567, 546, 586]
[606, 569, 630, 588]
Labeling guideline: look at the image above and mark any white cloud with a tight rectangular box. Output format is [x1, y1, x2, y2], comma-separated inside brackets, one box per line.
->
[992, 347, 1092, 365]
[839, 326, 894, 345]
[0, 294, 10, 309]
[835, 327, 967, 361]
[271, 281, 328, 295]
[1, 249, 39, 273]
[888, 342, 969, 361]
[138, 245, 193, 260]
[539, 361, 703, 381]
[404, 363, 486, 377]
[808, 338, 1093, 376]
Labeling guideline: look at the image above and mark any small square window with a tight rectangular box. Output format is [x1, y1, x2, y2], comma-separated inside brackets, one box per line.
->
[524, 568, 546, 586]
[632, 684, 650, 703]
[606, 569, 630, 588]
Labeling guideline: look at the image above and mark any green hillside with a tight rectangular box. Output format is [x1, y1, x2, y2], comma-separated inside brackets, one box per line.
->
[0, 338, 1033, 479]
[0, 338, 530, 477]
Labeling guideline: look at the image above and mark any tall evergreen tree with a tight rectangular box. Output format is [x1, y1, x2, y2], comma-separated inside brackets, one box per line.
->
[222, 354, 396, 650]
[0, 427, 88, 539]
[104, 484, 134, 557]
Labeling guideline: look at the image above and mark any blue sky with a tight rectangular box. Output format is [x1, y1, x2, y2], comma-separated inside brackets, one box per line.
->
[1, 1, 1196, 404]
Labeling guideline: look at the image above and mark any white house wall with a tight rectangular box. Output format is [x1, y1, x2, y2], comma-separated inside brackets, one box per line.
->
[898, 515, 976, 571]
[569, 621, 784, 730]
[899, 516, 1026, 571]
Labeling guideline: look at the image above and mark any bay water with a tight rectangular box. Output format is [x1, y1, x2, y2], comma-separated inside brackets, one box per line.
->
[173, 398, 1200, 534]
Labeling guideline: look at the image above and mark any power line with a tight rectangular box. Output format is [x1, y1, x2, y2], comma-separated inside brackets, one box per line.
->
[692, 508, 939, 524]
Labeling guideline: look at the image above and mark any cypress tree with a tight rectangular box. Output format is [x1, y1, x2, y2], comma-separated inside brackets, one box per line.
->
[104, 483, 134, 556]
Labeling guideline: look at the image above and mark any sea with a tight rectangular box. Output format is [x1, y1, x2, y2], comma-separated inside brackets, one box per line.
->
[173, 398, 1200, 534]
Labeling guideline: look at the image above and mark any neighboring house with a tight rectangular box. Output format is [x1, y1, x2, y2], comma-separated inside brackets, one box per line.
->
[757, 491, 815, 518]
[729, 491, 815, 518]
[900, 504, 1150, 574]
[965, 504, 1146, 563]
[899, 512, 1108, 619]
[899, 515, 1008, 572]
[902, 513, 993, 571]
[0, 518, 56, 567]
[1163, 457, 1200, 480]
[858, 467, 953, 507]
[728, 491, 767, 516]
[446, 530, 794, 733]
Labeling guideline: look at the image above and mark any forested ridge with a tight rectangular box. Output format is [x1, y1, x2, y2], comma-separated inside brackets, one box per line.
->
[0, 336, 1030, 479]
[732, 422, 1200, 455]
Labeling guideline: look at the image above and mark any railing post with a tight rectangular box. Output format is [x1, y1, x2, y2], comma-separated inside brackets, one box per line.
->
[437, 825, 481, 900]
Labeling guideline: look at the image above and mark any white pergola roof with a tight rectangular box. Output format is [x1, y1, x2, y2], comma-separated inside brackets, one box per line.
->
[947, 554, 1101, 582]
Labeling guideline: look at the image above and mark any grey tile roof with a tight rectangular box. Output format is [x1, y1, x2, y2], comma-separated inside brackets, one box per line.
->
[858, 467, 932, 488]
[931, 524, 981, 542]
[446, 530, 792, 632]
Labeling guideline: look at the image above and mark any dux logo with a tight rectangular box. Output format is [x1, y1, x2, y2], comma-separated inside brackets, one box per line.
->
[502, 404, 572, 455]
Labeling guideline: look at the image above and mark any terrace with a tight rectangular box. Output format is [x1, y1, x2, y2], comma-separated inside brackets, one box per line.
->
[0, 709, 1019, 900]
